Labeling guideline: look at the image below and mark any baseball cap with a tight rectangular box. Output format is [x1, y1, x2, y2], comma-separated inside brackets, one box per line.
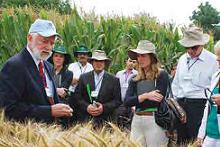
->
[28, 19, 60, 37]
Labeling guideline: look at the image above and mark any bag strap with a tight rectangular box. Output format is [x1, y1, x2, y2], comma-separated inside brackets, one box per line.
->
[165, 79, 173, 100]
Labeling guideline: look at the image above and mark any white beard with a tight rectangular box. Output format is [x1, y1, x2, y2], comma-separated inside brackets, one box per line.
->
[31, 45, 52, 61]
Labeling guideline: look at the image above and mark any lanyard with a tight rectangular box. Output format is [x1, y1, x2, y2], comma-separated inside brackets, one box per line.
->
[125, 71, 131, 82]
[95, 75, 104, 90]
[78, 62, 87, 74]
[187, 58, 199, 70]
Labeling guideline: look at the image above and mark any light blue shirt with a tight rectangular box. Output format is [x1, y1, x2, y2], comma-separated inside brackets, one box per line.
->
[94, 70, 105, 94]
[172, 49, 218, 99]
[116, 69, 138, 101]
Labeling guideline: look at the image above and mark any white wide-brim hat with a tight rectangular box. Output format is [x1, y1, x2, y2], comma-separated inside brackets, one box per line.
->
[128, 40, 157, 60]
[178, 26, 209, 48]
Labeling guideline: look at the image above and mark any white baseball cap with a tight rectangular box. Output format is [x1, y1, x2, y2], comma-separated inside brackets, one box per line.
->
[28, 19, 60, 37]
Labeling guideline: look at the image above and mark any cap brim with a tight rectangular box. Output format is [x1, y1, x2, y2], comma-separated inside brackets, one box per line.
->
[74, 51, 92, 57]
[38, 32, 61, 38]
[88, 57, 111, 64]
[128, 49, 154, 60]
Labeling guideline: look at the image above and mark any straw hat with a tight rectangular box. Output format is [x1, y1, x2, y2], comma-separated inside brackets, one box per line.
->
[178, 26, 209, 47]
[89, 50, 111, 64]
[128, 40, 156, 60]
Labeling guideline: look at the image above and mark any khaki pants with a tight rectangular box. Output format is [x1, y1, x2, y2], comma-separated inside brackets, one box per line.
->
[131, 114, 168, 147]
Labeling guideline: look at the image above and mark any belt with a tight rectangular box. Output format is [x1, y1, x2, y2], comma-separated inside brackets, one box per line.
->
[178, 98, 207, 103]
[135, 112, 154, 116]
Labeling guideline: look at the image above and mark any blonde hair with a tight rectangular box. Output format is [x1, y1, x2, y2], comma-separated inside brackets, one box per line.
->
[134, 53, 160, 81]
[214, 40, 220, 54]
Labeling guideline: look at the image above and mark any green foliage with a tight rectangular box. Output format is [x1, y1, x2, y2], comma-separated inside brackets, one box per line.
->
[190, 2, 220, 32]
[0, 0, 72, 14]
[0, 7, 207, 73]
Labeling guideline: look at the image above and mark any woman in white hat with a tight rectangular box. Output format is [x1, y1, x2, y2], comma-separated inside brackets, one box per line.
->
[197, 40, 220, 147]
[124, 40, 169, 147]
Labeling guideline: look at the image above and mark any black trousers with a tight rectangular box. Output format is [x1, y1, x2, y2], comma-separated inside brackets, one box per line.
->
[116, 104, 133, 130]
[176, 98, 206, 145]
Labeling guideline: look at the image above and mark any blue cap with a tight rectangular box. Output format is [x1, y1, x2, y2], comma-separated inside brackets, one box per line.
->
[28, 19, 60, 37]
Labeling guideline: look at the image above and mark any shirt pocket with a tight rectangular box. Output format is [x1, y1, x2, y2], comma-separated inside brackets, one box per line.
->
[192, 71, 209, 88]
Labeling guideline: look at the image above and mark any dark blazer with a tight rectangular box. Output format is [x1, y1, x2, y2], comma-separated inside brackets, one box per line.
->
[0, 48, 59, 123]
[69, 71, 122, 123]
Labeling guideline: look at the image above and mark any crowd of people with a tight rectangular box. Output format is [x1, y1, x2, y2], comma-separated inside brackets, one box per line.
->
[0, 18, 220, 147]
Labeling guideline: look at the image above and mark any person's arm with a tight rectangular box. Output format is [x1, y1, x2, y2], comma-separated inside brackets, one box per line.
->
[124, 79, 139, 107]
[197, 102, 209, 144]
[61, 70, 73, 89]
[156, 70, 169, 97]
[172, 61, 181, 98]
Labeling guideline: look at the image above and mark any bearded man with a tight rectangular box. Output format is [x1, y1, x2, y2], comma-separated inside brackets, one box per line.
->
[0, 19, 73, 123]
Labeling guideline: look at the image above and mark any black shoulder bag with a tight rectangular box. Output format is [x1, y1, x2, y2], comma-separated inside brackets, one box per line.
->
[154, 81, 187, 131]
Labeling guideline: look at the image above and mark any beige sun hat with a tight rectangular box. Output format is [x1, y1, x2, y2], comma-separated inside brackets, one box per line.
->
[178, 26, 210, 48]
[128, 40, 156, 60]
[89, 50, 111, 63]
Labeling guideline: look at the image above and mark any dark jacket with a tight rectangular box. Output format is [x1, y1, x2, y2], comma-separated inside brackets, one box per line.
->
[53, 67, 73, 89]
[124, 70, 169, 110]
[69, 71, 122, 123]
[53, 67, 73, 103]
[0, 48, 59, 123]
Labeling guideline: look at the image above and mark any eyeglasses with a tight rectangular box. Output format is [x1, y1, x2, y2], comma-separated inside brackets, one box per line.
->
[186, 46, 199, 50]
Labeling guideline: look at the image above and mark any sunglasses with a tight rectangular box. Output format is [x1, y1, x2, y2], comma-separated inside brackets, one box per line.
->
[185, 46, 199, 50]
[78, 52, 88, 56]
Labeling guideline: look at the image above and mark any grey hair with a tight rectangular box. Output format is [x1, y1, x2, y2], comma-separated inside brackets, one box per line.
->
[214, 40, 220, 54]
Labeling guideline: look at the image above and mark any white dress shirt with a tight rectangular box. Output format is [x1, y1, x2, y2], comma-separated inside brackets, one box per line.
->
[172, 49, 218, 99]
[68, 62, 93, 92]
[198, 71, 220, 139]
[116, 69, 138, 101]
[26, 46, 54, 97]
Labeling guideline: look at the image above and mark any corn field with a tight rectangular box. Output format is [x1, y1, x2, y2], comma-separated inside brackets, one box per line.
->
[0, 7, 214, 72]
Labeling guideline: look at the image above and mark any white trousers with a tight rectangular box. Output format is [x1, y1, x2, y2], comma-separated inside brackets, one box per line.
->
[130, 114, 168, 147]
[202, 136, 220, 147]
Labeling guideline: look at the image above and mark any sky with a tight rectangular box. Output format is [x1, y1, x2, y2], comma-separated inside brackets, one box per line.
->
[70, 0, 220, 25]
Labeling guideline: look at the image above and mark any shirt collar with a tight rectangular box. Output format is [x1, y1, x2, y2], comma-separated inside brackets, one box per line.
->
[78, 62, 88, 68]
[123, 69, 135, 74]
[26, 45, 41, 67]
[94, 70, 105, 78]
[186, 48, 205, 62]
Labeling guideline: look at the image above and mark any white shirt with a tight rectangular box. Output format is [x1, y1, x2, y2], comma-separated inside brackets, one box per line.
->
[116, 69, 138, 101]
[68, 62, 93, 92]
[198, 71, 220, 139]
[26, 46, 54, 97]
[172, 49, 218, 99]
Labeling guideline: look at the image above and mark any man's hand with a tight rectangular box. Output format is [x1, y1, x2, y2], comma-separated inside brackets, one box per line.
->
[212, 94, 220, 106]
[56, 88, 67, 98]
[72, 78, 79, 85]
[87, 102, 103, 116]
[51, 103, 73, 117]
